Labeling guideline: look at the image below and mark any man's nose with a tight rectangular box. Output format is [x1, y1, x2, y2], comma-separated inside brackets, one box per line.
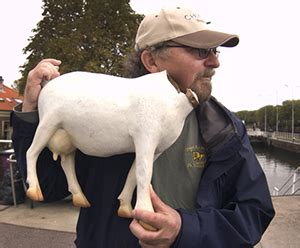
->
[204, 53, 220, 68]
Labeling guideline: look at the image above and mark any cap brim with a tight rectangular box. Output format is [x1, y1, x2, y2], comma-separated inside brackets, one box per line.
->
[172, 30, 239, 49]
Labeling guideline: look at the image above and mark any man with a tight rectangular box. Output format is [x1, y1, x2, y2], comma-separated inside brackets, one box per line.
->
[11, 6, 275, 248]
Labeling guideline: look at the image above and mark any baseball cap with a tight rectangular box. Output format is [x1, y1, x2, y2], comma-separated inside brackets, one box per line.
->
[135, 6, 239, 51]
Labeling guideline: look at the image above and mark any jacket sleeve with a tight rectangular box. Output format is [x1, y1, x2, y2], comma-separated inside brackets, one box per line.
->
[10, 110, 75, 202]
[172, 118, 275, 247]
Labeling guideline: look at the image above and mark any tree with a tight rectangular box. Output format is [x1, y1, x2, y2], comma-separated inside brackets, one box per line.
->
[235, 110, 256, 126]
[17, 0, 143, 94]
[235, 99, 300, 133]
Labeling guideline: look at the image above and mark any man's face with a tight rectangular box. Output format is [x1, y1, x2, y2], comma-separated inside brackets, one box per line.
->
[152, 45, 220, 104]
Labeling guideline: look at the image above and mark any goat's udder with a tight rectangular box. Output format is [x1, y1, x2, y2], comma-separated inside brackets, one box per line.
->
[47, 129, 76, 159]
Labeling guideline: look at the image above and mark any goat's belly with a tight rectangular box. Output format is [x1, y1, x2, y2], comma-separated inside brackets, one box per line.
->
[76, 138, 135, 157]
[63, 123, 135, 157]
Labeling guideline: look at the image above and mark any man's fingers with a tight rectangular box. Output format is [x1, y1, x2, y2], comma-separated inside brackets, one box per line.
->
[132, 209, 165, 230]
[131, 187, 172, 231]
[130, 219, 157, 241]
[32, 61, 61, 82]
[38, 58, 61, 66]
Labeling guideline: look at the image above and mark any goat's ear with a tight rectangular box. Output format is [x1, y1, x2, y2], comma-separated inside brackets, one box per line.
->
[140, 50, 160, 73]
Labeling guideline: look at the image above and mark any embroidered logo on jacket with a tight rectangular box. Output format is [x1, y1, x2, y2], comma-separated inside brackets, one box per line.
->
[185, 145, 206, 168]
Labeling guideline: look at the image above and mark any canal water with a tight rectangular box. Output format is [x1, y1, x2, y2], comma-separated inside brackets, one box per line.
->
[252, 143, 300, 195]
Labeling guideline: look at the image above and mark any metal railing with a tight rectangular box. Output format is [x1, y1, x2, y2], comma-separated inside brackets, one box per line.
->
[273, 167, 300, 196]
[247, 129, 300, 143]
[272, 132, 300, 143]
[247, 129, 267, 137]
[7, 154, 17, 207]
[6, 154, 34, 208]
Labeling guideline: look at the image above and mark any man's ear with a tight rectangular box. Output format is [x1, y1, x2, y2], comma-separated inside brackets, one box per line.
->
[140, 50, 160, 73]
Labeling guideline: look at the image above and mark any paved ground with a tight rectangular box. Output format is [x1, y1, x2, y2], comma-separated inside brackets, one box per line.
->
[0, 197, 78, 232]
[0, 196, 299, 247]
[0, 197, 78, 248]
[256, 195, 300, 248]
[0, 223, 76, 248]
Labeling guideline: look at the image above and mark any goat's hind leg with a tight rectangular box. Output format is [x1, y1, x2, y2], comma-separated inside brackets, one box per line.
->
[26, 122, 58, 201]
[60, 152, 91, 207]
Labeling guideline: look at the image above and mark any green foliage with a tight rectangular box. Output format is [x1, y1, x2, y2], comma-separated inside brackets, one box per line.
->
[235, 100, 300, 132]
[235, 110, 256, 124]
[16, 0, 143, 94]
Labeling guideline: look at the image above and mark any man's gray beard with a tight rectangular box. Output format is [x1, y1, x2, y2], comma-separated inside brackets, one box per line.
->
[191, 70, 214, 104]
[193, 81, 212, 104]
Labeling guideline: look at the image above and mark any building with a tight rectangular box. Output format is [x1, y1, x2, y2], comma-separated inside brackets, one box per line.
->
[0, 76, 23, 140]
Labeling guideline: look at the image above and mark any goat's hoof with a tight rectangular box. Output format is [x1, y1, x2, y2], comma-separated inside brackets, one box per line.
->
[117, 204, 133, 218]
[26, 186, 44, 201]
[73, 193, 91, 208]
[139, 220, 157, 232]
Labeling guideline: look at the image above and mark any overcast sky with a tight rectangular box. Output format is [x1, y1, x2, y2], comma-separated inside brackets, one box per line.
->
[1, 0, 299, 111]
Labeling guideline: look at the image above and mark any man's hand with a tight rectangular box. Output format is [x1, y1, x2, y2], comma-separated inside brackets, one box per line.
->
[130, 186, 181, 248]
[22, 58, 61, 112]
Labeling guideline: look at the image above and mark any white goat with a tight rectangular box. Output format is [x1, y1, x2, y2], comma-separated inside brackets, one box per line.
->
[26, 70, 198, 228]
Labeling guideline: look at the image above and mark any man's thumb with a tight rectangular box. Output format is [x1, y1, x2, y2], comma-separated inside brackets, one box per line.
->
[150, 185, 167, 211]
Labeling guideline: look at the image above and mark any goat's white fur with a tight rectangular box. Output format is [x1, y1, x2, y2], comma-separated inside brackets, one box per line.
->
[26, 70, 196, 224]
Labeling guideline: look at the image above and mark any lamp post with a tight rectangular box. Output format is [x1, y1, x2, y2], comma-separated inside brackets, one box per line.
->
[264, 106, 267, 134]
[276, 90, 279, 133]
[292, 99, 295, 139]
[257, 94, 268, 135]
[284, 84, 295, 140]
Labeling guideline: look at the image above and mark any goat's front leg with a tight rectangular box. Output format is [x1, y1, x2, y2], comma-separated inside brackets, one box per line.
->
[118, 152, 162, 219]
[60, 152, 90, 207]
[134, 140, 157, 231]
[118, 160, 136, 218]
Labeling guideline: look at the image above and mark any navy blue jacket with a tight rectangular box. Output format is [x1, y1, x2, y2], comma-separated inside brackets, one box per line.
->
[11, 97, 275, 247]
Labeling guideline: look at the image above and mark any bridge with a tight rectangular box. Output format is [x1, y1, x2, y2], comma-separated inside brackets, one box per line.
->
[247, 129, 300, 153]
[247, 129, 268, 143]
[247, 129, 300, 144]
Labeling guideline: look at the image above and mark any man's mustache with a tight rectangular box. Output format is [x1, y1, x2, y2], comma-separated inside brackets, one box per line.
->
[195, 69, 215, 80]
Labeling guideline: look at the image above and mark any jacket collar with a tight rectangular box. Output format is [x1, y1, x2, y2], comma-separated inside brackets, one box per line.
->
[196, 96, 239, 159]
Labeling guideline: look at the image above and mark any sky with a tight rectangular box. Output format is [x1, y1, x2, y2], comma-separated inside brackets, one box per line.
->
[1, 0, 300, 112]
